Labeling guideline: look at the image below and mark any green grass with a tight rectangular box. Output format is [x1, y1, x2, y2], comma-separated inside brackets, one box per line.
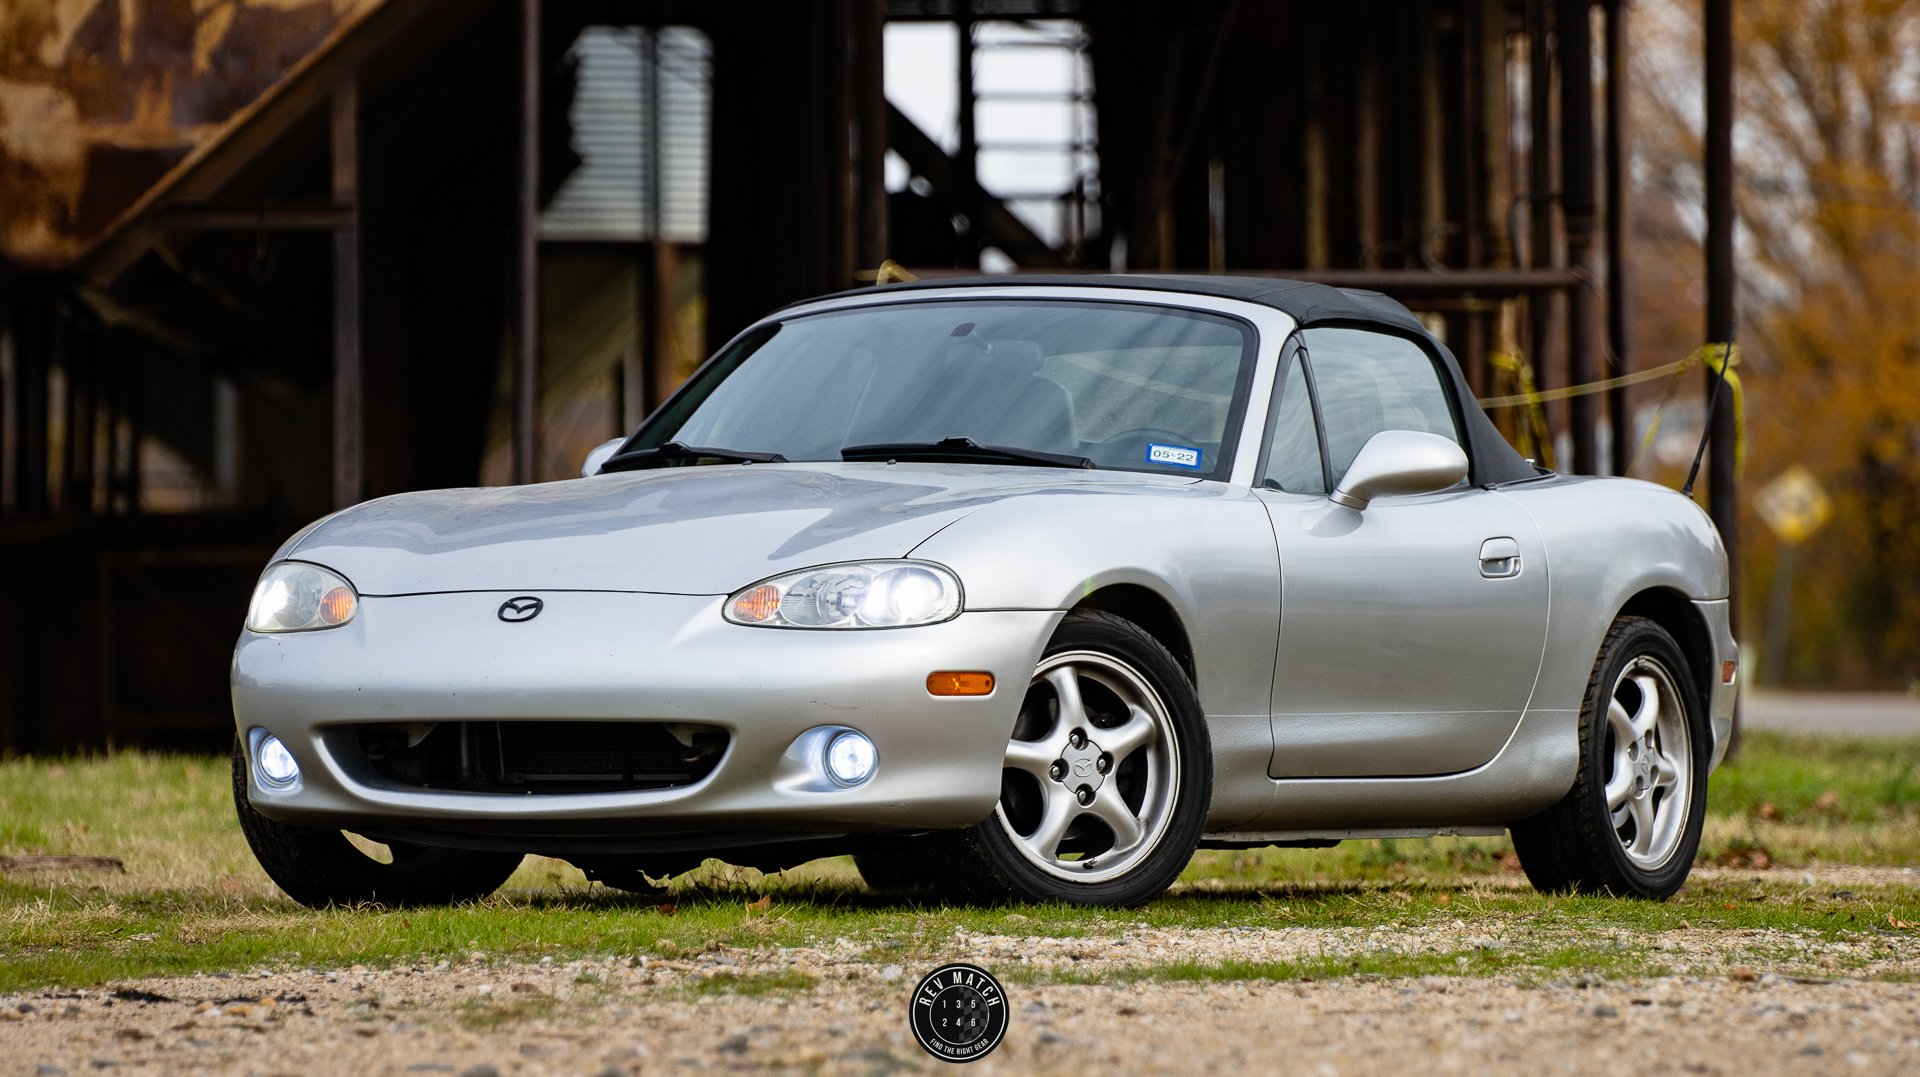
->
[1016, 944, 1672, 988]
[1, 731, 1916, 993]
[680, 968, 821, 996]
[1710, 731, 1920, 822]
[457, 992, 564, 1030]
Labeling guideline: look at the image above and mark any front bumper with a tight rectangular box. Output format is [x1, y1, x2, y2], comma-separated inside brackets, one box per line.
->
[233, 591, 1058, 840]
[1694, 598, 1738, 771]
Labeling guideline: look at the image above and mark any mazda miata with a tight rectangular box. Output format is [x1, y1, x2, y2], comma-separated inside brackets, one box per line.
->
[232, 275, 1736, 907]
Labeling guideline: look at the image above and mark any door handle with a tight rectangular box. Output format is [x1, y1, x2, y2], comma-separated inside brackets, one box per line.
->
[1479, 537, 1522, 578]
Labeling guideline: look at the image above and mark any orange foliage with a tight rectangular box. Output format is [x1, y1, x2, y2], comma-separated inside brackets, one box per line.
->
[1634, 0, 1920, 687]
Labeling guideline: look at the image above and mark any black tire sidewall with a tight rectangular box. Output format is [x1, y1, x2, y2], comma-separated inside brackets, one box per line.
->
[967, 610, 1211, 906]
[1579, 621, 1710, 897]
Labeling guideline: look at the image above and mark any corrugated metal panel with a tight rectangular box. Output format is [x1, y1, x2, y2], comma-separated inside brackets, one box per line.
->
[541, 26, 710, 243]
[656, 27, 711, 243]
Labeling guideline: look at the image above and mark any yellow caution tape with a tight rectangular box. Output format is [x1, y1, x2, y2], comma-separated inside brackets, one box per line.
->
[1627, 343, 1745, 478]
[1706, 343, 1747, 477]
[854, 260, 919, 285]
[1482, 343, 1746, 479]
[1478, 349, 1726, 407]
[1485, 351, 1554, 468]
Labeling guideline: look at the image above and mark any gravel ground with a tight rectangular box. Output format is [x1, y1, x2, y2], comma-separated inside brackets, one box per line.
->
[5, 914, 1919, 1077]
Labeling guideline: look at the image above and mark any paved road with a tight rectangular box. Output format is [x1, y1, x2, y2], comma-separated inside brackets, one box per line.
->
[1742, 688, 1920, 737]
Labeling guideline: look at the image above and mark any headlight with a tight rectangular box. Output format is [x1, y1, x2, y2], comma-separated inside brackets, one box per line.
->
[725, 560, 962, 629]
[246, 561, 359, 633]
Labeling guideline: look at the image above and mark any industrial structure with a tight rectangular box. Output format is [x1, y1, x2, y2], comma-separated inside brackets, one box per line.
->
[0, 0, 1738, 753]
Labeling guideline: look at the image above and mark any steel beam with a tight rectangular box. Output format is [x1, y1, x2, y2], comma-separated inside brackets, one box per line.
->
[885, 103, 1065, 267]
[1704, 0, 1737, 575]
[0, 291, 11, 513]
[955, 1, 978, 256]
[1526, 0, 1557, 445]
[892, 266, 1583, 294]
[514, 0, 542, 486]
[856, 0, 890, 266]
[1280, 267, 1582, 293]
[1559, 0, 1598, 474]
[1605, 0, 1632, 476]
[161, 204, 354, 230]
[330, 79, 363, 509]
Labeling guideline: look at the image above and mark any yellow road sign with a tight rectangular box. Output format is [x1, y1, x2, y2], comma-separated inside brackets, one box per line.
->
[1755, 465, 1832, 545]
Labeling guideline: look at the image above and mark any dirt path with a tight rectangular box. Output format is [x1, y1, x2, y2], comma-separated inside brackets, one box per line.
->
[6, 922, 1919, 1076]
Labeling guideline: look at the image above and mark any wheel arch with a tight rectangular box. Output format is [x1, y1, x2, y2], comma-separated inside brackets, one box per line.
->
[1070, 583, 1196, 686]
[1616, 587, 1715, 718]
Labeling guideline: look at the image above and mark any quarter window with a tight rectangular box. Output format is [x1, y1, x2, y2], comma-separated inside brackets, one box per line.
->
[1299, 327, 1463, 487]
[1261, 350, 1326, 494]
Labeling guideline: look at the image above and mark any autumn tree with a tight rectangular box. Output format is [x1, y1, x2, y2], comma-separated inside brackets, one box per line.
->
[1631, 0, 1920, 688]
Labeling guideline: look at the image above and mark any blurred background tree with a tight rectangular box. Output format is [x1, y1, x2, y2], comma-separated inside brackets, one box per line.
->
[1632, 0, 1920, 689]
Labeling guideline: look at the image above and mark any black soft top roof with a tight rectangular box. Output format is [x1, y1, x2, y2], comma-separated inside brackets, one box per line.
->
[798, 273, 1540, 486]
[810, 273, 1430, 334]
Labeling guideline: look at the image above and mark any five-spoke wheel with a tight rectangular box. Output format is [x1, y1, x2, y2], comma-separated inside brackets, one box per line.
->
[1604, 656, 1693, 870]
[996, 651, 1180, 884]
[1511, 616, 1708, 899]
[919, 609, 1210, 906]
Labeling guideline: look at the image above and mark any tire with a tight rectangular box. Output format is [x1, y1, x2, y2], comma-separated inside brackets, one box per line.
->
[1510, 617, 1709, 899]
[921, 609, 1211, 906]
[231, 739, 523, 908]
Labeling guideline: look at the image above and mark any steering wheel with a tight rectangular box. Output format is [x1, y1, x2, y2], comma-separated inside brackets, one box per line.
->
[1094, 428, 1191, 450]
[1091, 428, 1205, 468]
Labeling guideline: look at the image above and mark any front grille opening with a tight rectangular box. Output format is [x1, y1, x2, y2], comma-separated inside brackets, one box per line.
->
[347, 721, 727, 794]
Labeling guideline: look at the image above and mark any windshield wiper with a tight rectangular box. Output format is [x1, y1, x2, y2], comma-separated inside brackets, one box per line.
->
[841, 436, 1094, 470]
[599, 441, 788, 473]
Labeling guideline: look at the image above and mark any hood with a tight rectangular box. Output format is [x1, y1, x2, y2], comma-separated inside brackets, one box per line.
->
[288, 462, 1186, 595]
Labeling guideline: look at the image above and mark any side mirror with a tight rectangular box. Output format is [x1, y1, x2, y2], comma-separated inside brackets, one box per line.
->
[581, 437, 625, 477]
[1329, 430, 1468, 511]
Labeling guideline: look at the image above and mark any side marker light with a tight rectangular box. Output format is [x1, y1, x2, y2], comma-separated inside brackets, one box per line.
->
[927, 671, 995, 697]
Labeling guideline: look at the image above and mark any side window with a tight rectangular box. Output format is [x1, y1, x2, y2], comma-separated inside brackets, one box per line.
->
[1301, 327, 1463, 486]
[1261, 349, 1326, 494]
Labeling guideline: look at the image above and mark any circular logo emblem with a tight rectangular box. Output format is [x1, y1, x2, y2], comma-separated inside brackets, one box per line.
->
[908, 962, 1008, 1063]
[497, 596, 544, 623]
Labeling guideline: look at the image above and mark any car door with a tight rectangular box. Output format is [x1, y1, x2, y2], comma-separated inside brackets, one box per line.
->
[1253, 327, 1549, 778]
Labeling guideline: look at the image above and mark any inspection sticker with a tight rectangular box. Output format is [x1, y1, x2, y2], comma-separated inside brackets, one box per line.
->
[1145, 443, 1202, 469]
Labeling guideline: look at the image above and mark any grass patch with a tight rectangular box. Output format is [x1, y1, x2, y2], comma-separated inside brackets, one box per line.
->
[1, 730, 1916, 992]
[1711, 730, 1920, 822]
[457, 993, 563, 1031]
[1019, 944, 1670, 988]
[682, 968, 819, 997]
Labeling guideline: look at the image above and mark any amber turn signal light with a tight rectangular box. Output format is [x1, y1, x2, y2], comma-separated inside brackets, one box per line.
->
[927, 671, 995, 697]
[319, 586, 357, 626]
[730, 584, 782, 623]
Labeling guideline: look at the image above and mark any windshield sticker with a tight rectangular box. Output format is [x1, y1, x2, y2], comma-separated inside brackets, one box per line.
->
[1146, 443, 1203, 469]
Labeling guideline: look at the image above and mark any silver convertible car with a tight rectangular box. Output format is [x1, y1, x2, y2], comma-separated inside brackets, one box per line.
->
[232, 275, 1736, 908]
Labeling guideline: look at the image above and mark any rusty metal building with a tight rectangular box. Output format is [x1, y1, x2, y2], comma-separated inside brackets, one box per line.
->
[0, 0, 1737, 754]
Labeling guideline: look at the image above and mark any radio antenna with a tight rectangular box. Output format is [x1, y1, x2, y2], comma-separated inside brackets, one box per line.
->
[1681, 318, 1735, 499]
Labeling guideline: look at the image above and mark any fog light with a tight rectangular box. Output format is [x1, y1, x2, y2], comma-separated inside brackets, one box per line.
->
[824, 730, 877, 786]
[255, 732, 300, 788]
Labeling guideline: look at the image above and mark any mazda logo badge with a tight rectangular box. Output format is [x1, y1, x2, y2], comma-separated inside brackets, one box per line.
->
[497, 596, 544, 623]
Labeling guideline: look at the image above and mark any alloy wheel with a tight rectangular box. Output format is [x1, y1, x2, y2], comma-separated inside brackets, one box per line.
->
[1604, 656, 1693, 869]
[993, 650, 1180, 884]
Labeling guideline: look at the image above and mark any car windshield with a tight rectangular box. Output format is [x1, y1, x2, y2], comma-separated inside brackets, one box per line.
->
[623, 300, 1257, 479]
